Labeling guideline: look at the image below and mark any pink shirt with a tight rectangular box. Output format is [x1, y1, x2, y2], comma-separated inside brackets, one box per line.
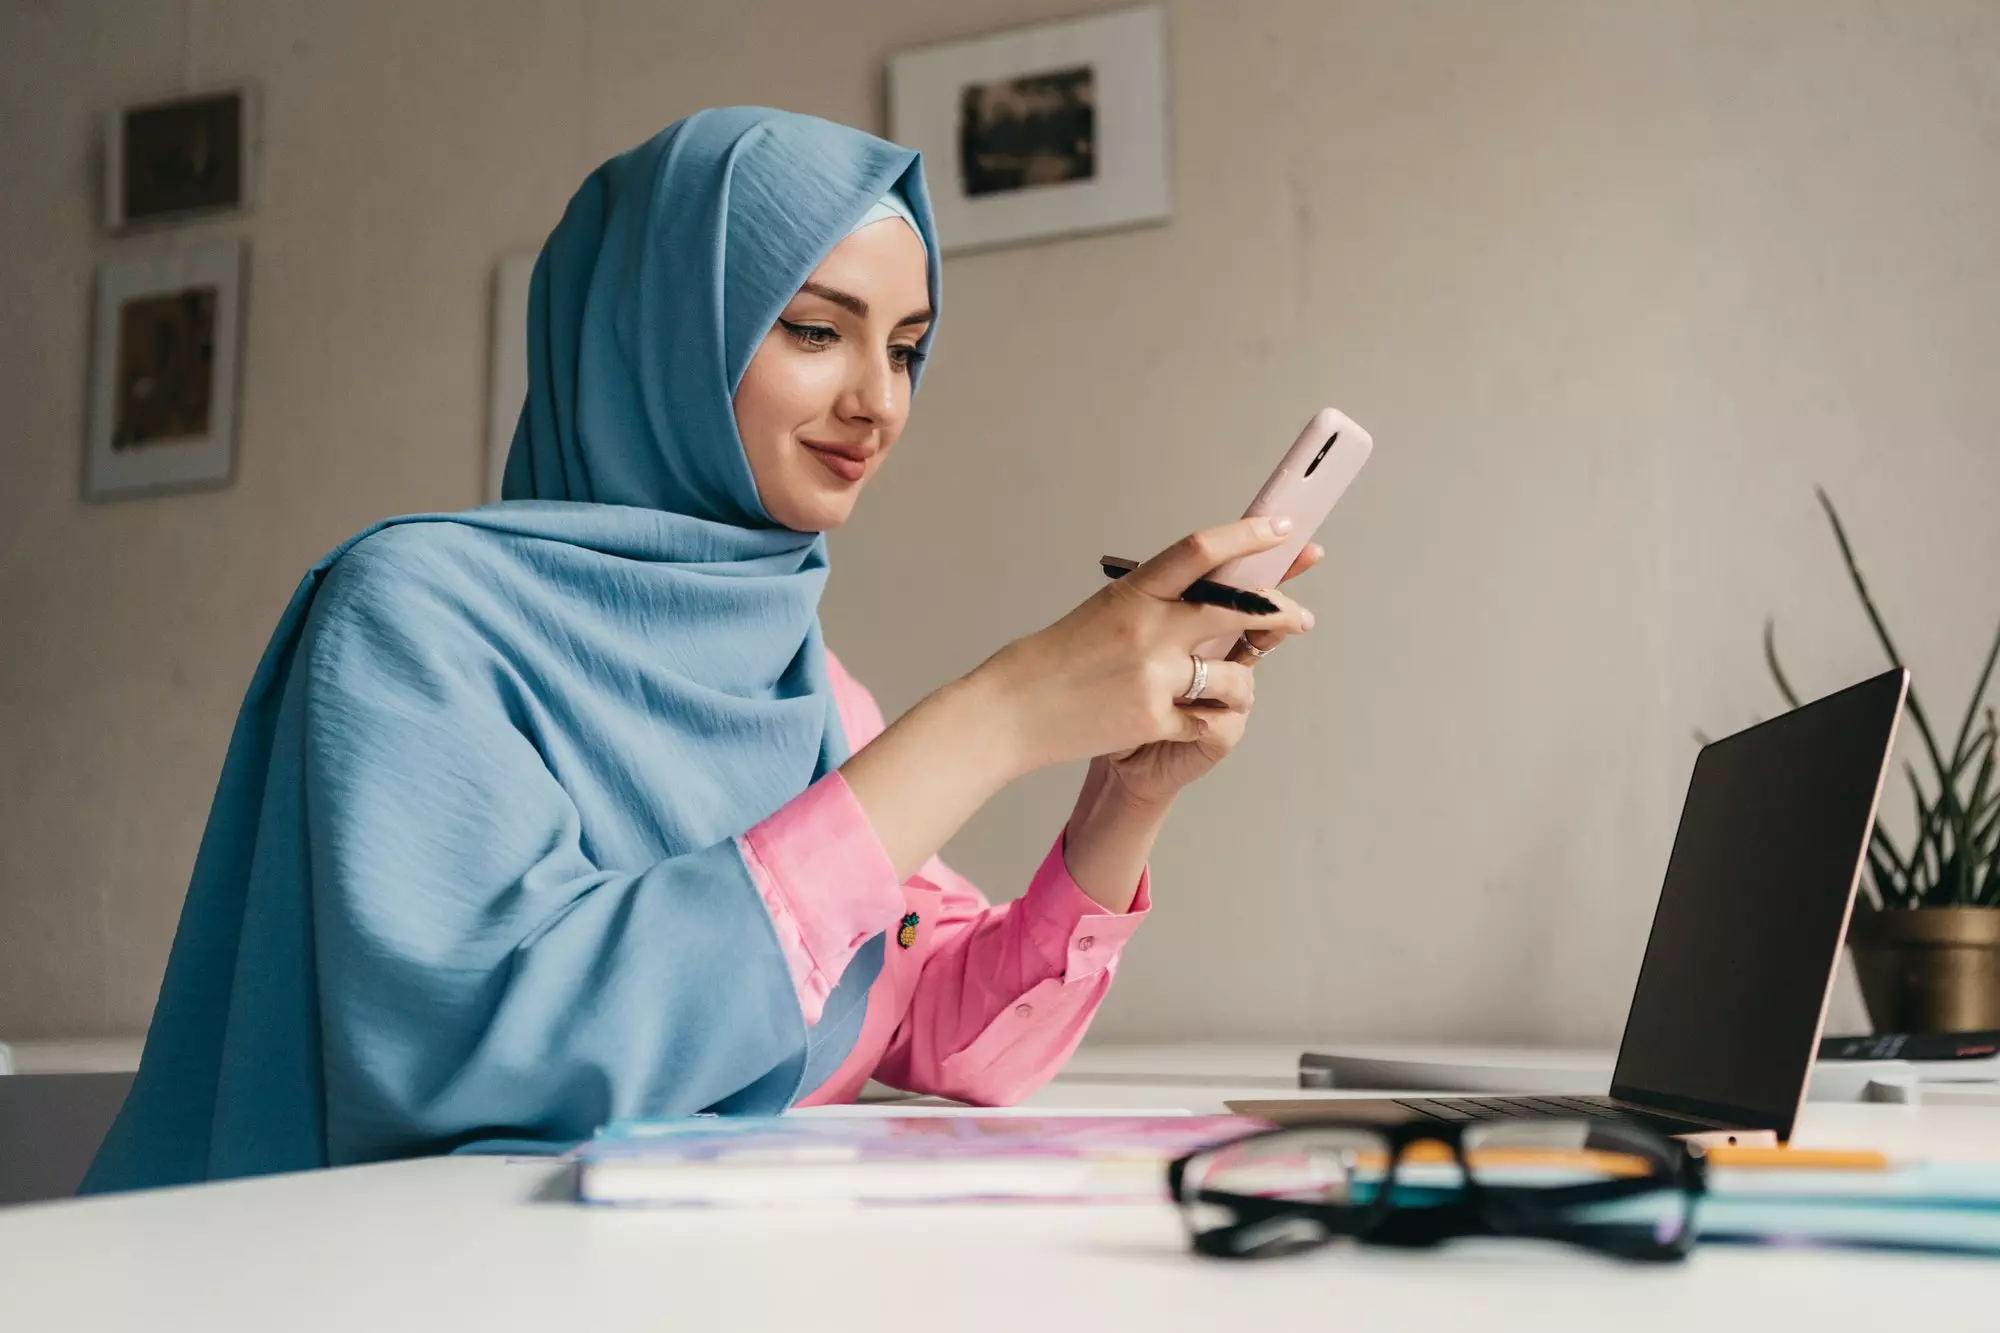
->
[734, 652, 1150, 1106]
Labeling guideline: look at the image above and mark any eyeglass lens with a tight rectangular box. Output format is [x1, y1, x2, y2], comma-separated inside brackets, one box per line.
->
[1461, 1119, 1695, 1254]
[1176, 1119, 1694, 1260]
[1176, 1127, 1394, 1257]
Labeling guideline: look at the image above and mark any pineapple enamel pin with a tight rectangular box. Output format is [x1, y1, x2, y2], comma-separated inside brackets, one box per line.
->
[896, 911, 920, 949]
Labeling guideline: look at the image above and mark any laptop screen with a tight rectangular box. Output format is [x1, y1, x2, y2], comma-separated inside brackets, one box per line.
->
[1609, 668, 1905, 1135]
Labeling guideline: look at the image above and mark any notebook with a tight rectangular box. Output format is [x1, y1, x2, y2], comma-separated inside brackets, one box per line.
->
[1382, 1152, 2000, 1256]
[574, 1113, 1257, 1207]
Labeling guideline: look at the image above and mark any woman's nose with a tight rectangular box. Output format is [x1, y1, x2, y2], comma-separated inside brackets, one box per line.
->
[843, 351, 898, 425]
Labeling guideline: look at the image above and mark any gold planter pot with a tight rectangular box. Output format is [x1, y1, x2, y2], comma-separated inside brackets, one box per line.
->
[1847, 906, 2000, 1033]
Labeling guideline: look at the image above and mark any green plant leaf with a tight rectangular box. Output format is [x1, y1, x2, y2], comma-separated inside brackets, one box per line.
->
[1934, 844, 1966, 907]
[1865, 838, 1909, 907]
[1869, 818, 1912, 894]
[1963, 713, 1999, 829]
[1900, 728, 1996, 905]
[1982, 708, 2000, 807]
[1948, 618, 2000, 773]
[1758, 492, 2000, 908]
[1818, 487, 1957, 797]
[1969, 739, 1998, 816]
[1972, 755, 2000, 905]
[1976, 779, 2000, 852]
[1977, 798, 2000, 853]
[1935, 731, 1989, 904]
[1763, 619, 1805, 710]
[1905, 760, 1950, 897]
[1973, 712, 2000, 817]
[1958, 726, 1999, 903]
[1861, 849, 1894, 908]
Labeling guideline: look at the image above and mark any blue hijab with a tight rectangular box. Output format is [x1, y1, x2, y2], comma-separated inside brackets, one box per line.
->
[83, 108, 941, 1193]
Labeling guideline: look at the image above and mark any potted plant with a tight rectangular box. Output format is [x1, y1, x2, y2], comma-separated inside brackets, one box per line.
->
[1759, 490, 2000, 1032]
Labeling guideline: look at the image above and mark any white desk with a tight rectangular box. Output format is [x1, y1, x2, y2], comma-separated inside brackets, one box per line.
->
[4, 1048, 1998, 1331]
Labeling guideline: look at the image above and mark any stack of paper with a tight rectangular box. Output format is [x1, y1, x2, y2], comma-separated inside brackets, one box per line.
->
[1700, 1161, 2000, 1254]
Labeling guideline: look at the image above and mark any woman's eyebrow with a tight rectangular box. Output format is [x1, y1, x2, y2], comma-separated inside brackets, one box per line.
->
[796, 281, 932, 328]
[798, 281, 866, 315]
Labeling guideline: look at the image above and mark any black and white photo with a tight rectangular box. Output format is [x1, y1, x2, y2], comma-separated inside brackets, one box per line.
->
[85, 238, 244, 500]
[890, 6, 1169, 253]
[104, 86, 257, 231]
[958, 64, 1097, 198]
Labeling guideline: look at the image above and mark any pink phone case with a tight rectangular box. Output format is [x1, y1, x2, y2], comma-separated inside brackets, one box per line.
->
[1194, 407, 1373, 658]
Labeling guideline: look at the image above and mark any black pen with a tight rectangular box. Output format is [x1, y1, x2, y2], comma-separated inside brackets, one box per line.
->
[1099, 556, 1280, 616]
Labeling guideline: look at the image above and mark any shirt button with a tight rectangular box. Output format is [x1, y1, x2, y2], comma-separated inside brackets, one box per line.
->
[1014, 1003, 1034, 1019]
[1076, 935, 1095, 951]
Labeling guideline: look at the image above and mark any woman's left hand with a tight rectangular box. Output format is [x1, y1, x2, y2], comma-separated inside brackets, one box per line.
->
[1100, 542, 1325, 808]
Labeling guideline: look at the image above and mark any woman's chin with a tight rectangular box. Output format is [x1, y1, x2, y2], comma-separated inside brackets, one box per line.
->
[770, 485, 862, 533]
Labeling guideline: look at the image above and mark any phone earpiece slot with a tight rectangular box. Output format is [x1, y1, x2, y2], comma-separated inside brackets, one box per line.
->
[1304, 430, 1339, 478]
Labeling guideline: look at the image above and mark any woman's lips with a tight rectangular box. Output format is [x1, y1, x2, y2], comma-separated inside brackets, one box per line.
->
[803, 441, 868, 483]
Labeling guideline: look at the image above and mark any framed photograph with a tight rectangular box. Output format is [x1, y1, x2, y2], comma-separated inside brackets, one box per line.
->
[485, 251, 537, 502]
[888, 5, 1170, 254]
[104, 85, 257, 232]
[84, 237, 244, 501]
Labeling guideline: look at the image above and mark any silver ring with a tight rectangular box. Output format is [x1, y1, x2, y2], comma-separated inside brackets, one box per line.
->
[1181, 654, 1209, 702]
[1238, 634, 1272, 660]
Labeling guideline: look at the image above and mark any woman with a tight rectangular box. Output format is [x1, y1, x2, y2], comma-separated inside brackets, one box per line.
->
[83, 108, 1316, 1192]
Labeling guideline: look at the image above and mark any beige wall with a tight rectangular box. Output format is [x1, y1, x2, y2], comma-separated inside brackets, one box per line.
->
[3, 0, 1996, 1046]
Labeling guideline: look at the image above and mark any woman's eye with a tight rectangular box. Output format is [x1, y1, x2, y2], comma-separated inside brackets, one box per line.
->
[889, 343, 926, 374]
[780, 320, 839, 349]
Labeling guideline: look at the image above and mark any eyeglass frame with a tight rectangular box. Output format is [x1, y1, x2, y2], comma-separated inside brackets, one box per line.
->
[1165, 1116, 1709, 1263]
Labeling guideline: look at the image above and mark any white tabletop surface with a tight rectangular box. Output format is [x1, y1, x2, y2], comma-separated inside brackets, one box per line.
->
[4, 1045, 1999, 1331]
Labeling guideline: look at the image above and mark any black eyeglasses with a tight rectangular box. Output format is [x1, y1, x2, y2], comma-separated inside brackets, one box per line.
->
[1167, 1117, 1706, 1263]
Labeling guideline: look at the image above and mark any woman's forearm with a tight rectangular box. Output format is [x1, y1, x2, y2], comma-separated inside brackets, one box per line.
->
[838, 669, 1029, 882]
[840, 668, 1171, 904]
[1060, 757, 1169, 913]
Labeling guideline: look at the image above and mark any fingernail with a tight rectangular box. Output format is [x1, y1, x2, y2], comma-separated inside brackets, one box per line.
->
[1268, 516, 1293, 536]
[1302, 609, 1316, 631]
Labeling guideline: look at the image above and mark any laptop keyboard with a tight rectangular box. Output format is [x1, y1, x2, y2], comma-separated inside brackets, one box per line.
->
[1394, 1095, 1711, 1136]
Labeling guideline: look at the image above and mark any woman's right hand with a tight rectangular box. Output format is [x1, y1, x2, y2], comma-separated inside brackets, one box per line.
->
[972, 517, 1314, 775]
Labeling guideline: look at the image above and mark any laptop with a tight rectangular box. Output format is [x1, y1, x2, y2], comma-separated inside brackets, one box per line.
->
[1267, 667, 1908, 1143]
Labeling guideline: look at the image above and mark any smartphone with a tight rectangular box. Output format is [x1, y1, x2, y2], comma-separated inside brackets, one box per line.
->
[1194, 407, 1373, 658]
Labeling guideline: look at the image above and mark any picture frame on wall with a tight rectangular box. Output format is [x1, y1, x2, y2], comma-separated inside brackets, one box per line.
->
[84, 237, 245, 501]
[104, 85, 258, 232]
[888, 5, 1171, 254]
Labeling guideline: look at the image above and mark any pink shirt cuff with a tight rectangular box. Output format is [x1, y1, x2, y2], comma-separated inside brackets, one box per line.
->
[737, 772, 904, 1025]
[916, 832, 1150, 1106]
[1015, 833, 1151, 984]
